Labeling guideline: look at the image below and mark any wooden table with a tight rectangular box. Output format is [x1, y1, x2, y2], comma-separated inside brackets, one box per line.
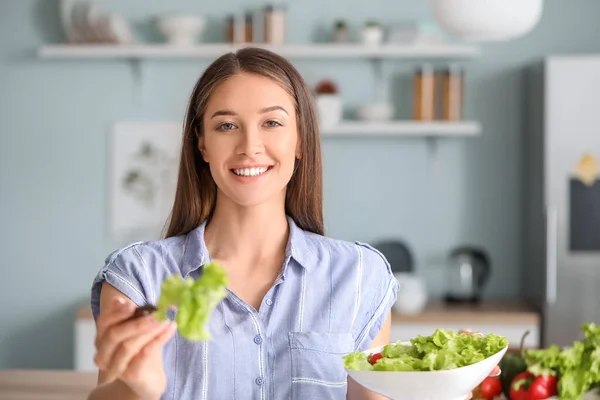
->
[0, 370, 97, 400]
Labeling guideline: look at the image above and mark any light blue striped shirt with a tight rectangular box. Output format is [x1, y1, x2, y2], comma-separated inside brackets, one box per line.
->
[91, 216, 399, 399]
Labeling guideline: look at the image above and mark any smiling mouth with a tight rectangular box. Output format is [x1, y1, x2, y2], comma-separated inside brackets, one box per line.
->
[231, 166, 273, 177]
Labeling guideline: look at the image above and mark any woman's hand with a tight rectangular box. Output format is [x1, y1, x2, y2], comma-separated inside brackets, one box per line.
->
[461, 329, 502, 400]
[93, 294, 177, 399]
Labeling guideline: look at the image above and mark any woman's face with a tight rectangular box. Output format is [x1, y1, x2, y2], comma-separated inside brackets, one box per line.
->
[200, 72, 300, 208]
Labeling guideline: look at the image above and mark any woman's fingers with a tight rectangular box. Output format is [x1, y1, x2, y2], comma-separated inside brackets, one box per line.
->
[459, 328, 484, 338]
[143, 322, 178, 356]
[124, 322, 178, 380]
[104, 321, 175, 382]
[95, 297, 136, 343]
[94, 315, 164, 371]
[489, 365, 501, 377]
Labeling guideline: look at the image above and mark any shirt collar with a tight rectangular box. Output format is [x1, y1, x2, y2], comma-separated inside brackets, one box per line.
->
[181, 215, 317, 277]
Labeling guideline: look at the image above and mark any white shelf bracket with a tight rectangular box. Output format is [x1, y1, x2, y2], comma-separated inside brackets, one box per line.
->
[426, 137, 439, 178]
[369, 57, 385, 102]
[131, 59, 143, 106]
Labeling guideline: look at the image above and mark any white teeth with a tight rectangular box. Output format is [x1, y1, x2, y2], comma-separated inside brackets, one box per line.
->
[233, 167, 268, 177]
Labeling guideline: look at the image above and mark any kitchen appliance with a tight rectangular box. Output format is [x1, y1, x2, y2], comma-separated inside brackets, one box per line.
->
[392, 272, 428, 315]
[444, 246, 490, 303]
[373, 239, 413, 273]
[524, 56, 600, 348]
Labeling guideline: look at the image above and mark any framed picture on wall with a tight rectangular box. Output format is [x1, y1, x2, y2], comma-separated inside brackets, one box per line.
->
[108, 122, 183, 242]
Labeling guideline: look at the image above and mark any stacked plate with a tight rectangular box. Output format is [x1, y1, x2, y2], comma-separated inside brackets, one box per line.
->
[59, 0, 133, 44]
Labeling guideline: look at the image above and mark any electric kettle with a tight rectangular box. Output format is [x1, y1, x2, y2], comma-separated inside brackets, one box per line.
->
[443, 246, 491, 303]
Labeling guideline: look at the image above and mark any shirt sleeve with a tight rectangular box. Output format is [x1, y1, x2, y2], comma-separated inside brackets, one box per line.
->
[90, 242, 160, 322]
[351, 241, 400, 352]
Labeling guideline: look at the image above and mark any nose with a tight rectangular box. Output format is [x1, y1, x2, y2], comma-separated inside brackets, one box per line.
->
[236, 125, 264, 156]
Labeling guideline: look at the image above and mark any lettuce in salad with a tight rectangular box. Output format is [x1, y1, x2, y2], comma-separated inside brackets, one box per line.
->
[522, 322, 600, 400]
[343, 328, 509, 371]
[154, 262, 228, 342]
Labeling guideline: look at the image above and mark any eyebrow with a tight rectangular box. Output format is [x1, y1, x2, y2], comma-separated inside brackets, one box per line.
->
[210, 105, 288, 119]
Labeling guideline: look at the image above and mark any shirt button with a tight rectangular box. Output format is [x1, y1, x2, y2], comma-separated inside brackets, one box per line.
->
[265, 298, 273, 306]
[254, 335, 262, 344]
[255, 377, 264, 386]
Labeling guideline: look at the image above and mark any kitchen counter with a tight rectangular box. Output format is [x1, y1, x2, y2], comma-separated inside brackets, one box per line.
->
[389, 300, 541, 350]
[391, 300, 541, 325]
[0, 370, 97, 400]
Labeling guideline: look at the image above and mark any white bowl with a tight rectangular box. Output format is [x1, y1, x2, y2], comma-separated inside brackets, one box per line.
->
[345, 342, 507, 400]
[356, 103, 394, 121]
[429, 0, 543, 42]
[157, 14, 205, 45]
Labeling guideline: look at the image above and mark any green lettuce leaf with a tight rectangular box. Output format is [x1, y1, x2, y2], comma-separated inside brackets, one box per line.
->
[154, 262, 228, 342]
[343, 352, 374, 371]
[522, 322, 600, 400]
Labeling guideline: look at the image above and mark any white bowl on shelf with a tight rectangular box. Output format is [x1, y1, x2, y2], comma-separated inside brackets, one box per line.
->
[345, 342, 507, 400]
[157, 14, 205, 45]
[356, 103, 394, 121]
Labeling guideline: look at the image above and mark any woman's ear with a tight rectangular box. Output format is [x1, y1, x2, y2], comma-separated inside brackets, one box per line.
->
[198, 135, 209, 162]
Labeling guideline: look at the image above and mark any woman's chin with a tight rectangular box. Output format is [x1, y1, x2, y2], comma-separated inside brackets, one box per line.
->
[221, 190, 285, 209]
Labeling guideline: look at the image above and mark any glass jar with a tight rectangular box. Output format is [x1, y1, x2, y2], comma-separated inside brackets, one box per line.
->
[413, 65, 436, 121]
[244, 13, 253, 43]
[265, 4, 286, 44]
[441, 65, 464, 121]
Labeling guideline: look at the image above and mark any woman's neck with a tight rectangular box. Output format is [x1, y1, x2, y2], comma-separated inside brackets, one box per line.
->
[204, 195, 289, 268]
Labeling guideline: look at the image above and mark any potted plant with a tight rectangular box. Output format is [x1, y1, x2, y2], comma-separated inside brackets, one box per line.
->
[332, 20, 350, 43]
[314, 80, 342, 129]
[361, 20, 384, 45]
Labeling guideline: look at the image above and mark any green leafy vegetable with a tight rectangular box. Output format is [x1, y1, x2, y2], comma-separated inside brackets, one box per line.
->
[343, 329, 508, 372]
[154, 262, 228, 342]
[522, 322, 600, 400]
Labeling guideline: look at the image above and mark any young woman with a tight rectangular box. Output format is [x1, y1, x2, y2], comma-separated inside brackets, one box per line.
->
[88, 47, 497, 400]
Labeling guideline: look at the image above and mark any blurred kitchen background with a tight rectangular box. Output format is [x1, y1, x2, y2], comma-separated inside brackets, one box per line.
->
[2, 0, 600, 385]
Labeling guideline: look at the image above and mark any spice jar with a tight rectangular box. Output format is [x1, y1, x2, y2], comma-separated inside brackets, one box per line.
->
[413, 65, 436, 121]
[244, 13, 253, 42]
[226, 13, 246, 43]
[441, 65, 464, 121]
[265, 4, 286, 44]
[226, 15, 234, 43]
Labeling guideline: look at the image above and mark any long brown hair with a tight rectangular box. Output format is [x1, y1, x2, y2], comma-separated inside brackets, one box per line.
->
[164, 47, 324, 238]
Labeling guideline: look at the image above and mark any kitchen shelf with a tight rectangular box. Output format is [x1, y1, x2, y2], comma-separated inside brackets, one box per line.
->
[37, 43, 481, 60]
[321, 121, 481, 137]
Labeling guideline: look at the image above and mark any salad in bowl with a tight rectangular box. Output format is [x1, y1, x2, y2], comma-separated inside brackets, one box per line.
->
[343, 328, 509, 400]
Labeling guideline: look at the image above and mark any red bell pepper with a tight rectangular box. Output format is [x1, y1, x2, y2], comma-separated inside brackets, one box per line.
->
[509, 371, 558, 400]
[510, 371, 535, 400]
[529, 374, 558, 399]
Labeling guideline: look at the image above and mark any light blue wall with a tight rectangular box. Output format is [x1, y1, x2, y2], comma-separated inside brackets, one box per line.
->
[2, 0, 600, 369]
